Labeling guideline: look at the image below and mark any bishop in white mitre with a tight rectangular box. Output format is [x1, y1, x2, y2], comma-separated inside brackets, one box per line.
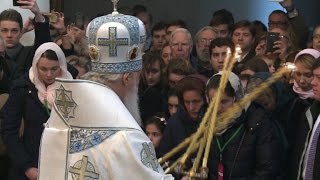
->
[38, 1, 174, 179]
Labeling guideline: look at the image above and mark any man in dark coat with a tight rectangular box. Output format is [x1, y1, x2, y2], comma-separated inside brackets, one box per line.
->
[0, 2, 51, 93]
[231, 20, 256, 75]
[298, 60, 320, 180]
[0, 1, 50, 179]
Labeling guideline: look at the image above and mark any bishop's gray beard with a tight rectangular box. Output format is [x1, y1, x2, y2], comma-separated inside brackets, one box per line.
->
[123, 83, 142, 126]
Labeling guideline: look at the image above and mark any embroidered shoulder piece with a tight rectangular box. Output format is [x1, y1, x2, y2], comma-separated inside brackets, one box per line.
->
[140, 142, 159, 172]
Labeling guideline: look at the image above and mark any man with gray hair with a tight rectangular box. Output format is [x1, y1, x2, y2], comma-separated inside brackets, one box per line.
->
[194, 26, 217, 78]
[38, 2, 173, 180]
[170, 28, 194, 63]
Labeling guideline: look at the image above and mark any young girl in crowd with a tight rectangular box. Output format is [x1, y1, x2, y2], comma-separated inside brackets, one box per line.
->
[167, 88, 179, 117]
[145, 116, 167, 157]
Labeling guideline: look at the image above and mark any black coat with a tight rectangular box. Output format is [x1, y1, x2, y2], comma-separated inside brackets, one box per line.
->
[14, 21, 51, 76]
[158, 106, 203, 160]
[285, 100, 320, 180]
[310, 101, 320, 180]
[158, 103, 207, 154]
[158, 105, 205, 179]
[138, 80, 166, 126]
[1, 75, 49, 179]
[232, 48, 256, 75]
[208, 103, 283, 180]
[283, 85, 314, 180]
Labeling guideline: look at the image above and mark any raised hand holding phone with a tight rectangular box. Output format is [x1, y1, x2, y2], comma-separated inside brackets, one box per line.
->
[266, 32, 280, 53]
[13, 0, 22, 6]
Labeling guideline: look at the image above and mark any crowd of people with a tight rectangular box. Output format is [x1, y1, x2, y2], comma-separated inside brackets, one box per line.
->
[0, 0, 320, 179]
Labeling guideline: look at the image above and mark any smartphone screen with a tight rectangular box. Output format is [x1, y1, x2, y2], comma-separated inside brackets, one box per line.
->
[266, 32, 280, 53]
[13, 0, 21, 6]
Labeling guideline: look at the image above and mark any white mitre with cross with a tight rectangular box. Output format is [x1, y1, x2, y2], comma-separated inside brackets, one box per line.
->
[86, 0, 146, 74]
[38, 1, 173, 179]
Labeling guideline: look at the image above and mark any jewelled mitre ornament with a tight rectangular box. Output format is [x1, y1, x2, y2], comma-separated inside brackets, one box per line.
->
[86, 0, 146, 74]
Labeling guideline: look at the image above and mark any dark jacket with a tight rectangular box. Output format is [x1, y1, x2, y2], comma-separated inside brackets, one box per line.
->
[311, 101, 320, 180]
[283, 84, 314, 180]
[12, 21, 51, 76]
[0, 56, 19, 94]
[158, 105, 206, 160]
[158, 105, 206, 179]
[1, 75, 49, 179]
[190, 57, 215, 78]
[285, 100, 320, 180]
[208, 102, 283, 180]
[233, 48, 256, 75]
[285, 96, 313, 144]
[138, 80, 166, 126]
[288, 12, 309, 49]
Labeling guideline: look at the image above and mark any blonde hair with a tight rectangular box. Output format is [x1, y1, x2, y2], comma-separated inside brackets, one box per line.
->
[295, 54, 317, 70]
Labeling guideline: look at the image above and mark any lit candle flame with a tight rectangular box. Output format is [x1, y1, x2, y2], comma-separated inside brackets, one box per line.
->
[234, 44, 242, 62]
[284, 62, 297, 71]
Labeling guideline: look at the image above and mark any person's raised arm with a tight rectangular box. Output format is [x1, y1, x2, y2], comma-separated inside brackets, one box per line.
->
[18, 0, 45, 23]
[279, 0, 309, 49]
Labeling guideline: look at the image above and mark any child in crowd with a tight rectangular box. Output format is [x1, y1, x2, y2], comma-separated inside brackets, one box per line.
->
[145, 115, 167, 157]
[167, 88, 179, 117]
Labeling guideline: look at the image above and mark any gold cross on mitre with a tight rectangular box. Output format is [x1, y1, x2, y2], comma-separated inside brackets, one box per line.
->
[111, 0, 119, 15]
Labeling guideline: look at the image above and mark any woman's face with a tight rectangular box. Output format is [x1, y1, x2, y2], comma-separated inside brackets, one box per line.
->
[144, 61, 161, 87]
[183, 90, 204, 120]
[146, 123, 163, 149]
[37, 57, 61, 86]
[208, 88, 235, 115]
[161, 46, 172, 65]
[294, 62, 314, 91]
[312, 26, 320, 52]
[168, 73, 185, 88]
[168, 95, 179, 116]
